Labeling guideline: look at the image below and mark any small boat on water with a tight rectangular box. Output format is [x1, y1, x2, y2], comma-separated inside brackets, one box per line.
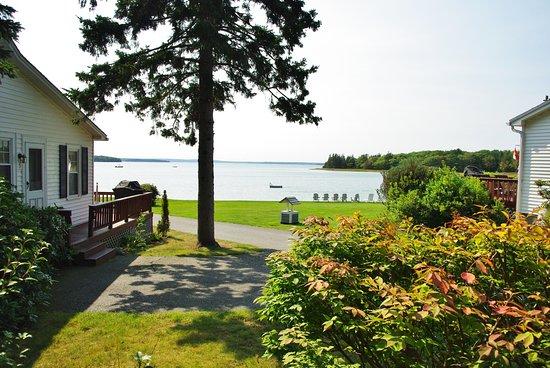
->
[115, 165, 124, 168]
[269, 183, 283, 189]
[172, 165, 178, 168]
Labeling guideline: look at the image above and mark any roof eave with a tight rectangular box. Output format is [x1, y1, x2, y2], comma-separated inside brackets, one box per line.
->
[5, 40, 109, 141]
[508, 100, 550, 127]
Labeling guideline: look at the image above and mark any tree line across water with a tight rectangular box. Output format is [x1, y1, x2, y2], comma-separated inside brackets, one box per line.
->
[323, 149, 518, 172]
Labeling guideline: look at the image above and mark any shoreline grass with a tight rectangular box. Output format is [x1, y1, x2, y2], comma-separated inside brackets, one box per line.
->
[141, 229, 261, 257]
[25, 310, 277, 368]
[153, 200, 386, 229]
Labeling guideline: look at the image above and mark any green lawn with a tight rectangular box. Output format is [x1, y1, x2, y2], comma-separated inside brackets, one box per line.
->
[153, 200, 385, 229]
[25, 310, 278, 368]
[141, 229, 261, 257]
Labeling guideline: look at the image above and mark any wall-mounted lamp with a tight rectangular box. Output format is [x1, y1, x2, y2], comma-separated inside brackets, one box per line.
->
[18, 153, 26, 164]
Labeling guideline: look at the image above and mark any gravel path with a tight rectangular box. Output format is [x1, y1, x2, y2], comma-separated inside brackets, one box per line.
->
[154, 215, 294, 251]
[50, 218, 294, 313]
[52, 253, 272, 313]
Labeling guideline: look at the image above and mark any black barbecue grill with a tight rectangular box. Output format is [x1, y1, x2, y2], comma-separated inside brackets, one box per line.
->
[113, 180, 144, 199]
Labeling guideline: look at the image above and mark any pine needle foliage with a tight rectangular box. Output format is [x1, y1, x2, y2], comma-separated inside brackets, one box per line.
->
[157, 190, 170, 237]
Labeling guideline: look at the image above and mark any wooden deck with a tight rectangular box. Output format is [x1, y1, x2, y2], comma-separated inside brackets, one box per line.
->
[478, 177, 518, 210]
[68, 192, 153, 266]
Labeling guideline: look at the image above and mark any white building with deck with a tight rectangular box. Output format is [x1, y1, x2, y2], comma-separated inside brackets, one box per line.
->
[0, 40, 152, 265]
[509, 98, 550, 213]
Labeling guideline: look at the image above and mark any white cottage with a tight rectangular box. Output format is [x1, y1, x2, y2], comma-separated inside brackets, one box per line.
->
[0, 40, 107, 225]
[508, 98, 550, 213]
[0, 41, 153, 265]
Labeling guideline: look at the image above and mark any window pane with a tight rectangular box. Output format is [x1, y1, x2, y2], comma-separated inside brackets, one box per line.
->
[69, 173, 78, 195]
[0, 140, 9, 164]
[0, 165, 11, 183]
[28, 148, 43, 191]
[69, 151, 78, 173]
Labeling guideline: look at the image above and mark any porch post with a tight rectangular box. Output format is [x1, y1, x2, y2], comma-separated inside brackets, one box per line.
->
[88, 206, 94, 238]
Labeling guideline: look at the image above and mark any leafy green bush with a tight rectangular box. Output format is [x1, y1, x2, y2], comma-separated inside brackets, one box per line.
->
[380, 159, 433, 199]
[119, 214, 157, 254]
[0, 331, 31, 368]
[156, 190, 170, 237]
[32, 207, 72, 266]
[386, 167, 501, 227]
[0, 179, 69, 366]
[141, 183, 160, 206]
[258, 214, 550, 368]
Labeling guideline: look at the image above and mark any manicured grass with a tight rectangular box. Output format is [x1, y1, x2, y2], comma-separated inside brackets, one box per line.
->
[141, 229, 261, 257]
[26, 310, 278, 368]
[153, 200, 385, 229]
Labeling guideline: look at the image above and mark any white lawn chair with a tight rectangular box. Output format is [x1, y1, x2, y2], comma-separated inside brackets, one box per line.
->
[323, 193, 329, 201]
[367, 193, 374, 202]
[313, 193, 319, 201]
[341, 193, 348, 202]
[333, 193, 339, 201]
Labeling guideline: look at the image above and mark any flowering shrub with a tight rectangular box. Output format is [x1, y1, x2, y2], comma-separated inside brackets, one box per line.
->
[257, 214, 550, 367]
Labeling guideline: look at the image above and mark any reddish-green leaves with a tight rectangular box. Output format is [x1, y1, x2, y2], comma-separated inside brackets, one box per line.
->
[258, 213, 550, 367]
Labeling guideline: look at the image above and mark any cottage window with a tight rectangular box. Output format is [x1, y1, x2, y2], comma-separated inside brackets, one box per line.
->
[0, 139, 12, 184]
[68, 148, 80, 196]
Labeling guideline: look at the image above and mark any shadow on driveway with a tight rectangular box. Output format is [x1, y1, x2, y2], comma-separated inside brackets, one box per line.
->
[51, 251, 275, 313]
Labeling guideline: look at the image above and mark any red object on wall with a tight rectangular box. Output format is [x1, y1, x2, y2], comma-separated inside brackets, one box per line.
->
[513, 147, 520, 161]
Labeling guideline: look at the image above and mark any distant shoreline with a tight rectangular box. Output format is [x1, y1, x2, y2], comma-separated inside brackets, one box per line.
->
[94, 156, 323, 165]
[313, 168, 383, 173]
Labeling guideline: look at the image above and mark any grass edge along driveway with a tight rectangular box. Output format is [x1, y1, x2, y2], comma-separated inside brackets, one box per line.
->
[141, 229, 261, 257]
[153, 200, 385, 230]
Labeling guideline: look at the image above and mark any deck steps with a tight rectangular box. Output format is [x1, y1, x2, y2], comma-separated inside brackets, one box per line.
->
[73, 241, 116, 266]
[78, 247, 117, 266]
[74, 242, 106, 259]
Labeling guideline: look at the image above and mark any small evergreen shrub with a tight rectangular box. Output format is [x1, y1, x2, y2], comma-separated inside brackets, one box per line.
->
[258, 214, 550, 367]
[141, 183, 160, 206]
[156, 190, 170, 237]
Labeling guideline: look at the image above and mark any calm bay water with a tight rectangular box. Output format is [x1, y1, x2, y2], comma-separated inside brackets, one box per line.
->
[95, 161, 383, 201]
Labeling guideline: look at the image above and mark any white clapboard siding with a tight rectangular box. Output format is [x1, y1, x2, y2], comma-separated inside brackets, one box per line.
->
[519, 112, 550, 213]
[0, 73, 94, 225]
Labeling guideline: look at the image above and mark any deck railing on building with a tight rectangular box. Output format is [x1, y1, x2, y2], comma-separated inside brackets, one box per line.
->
[88, 192, 153, 237]
[478, 177, 518, 210]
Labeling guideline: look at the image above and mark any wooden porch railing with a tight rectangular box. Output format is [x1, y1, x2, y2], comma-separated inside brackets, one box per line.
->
[478, 177, 518, 210]
[88, 192, 153, 237]
[94, 191, 116, 203]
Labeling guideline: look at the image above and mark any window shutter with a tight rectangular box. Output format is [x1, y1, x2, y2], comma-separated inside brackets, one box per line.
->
[59, 145, 67, 198]
[81, 147, 88, 195]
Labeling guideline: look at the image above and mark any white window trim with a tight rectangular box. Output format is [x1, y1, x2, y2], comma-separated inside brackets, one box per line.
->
[67, 145, 81, 199]
[0, 131, 16, 187]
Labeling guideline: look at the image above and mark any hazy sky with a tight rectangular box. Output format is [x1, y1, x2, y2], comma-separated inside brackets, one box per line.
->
[6, 0, 550, 162]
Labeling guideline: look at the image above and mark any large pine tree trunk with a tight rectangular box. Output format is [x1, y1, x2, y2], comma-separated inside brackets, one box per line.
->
[197, 18, 218, 248]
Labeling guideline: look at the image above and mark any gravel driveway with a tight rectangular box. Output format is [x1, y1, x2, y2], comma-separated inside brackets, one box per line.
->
[50, 219, 294, 313]
[52, 252, 273, 313]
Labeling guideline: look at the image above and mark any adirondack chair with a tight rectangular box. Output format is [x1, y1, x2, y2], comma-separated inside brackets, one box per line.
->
[353, 194, 360, 202]
[341, 193, 348, 202]
[367, 193, 374, 202]
[333, 193, 339, 201]
[313, 193, 319, 201]
[323, 193, 329, 201]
